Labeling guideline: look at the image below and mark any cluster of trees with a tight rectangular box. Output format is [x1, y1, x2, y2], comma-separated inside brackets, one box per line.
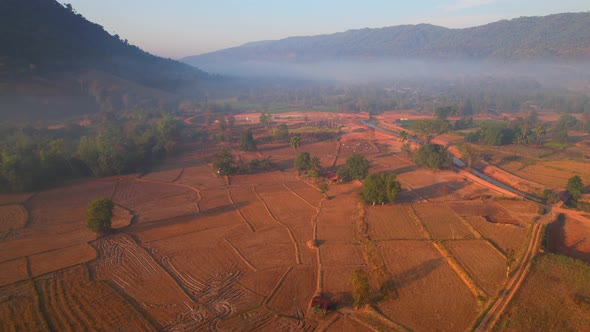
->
[413, 144, 453, 170]
[337, 153, 370, 182]
[294, 152, 322, 178]
[462, 112, 590, 147]
[0, 111, 189, 192]
[212, 148, 274, 175]
[238, 129, 257, 151]
[360, 173, 402, 205]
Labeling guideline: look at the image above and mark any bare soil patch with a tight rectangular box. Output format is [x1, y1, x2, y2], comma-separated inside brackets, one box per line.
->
[0, 204, 27, 233]
[0, 257, 28, 287]
[0, 230, 95, 263]
[226, 226, 296, 270]
[321, 244, 366, 267]
[229, 186, 277, 231]
[412, 203, 474, 240]
[141, 168, 183, 183]
[549, 215, 590, 263]
[323, 265, 368, 307]
[0, 281, 48, 331]
[27, 178, 118, 231]
[317, 183, 360, 244]
[367, 205, 424, 240]
[175, 164, 225, 189]
[29, 243, 97, 277]
[256, 183, 316, 220]
[377, 240, 478, 332]
[0, 193, 33, 205]
[239, 266, 288, 297]
[267, 265, 316, 317]
[36, 265, 155, 331]
[445, 240, 506, 295]
[465, 216, 528, 255]
[92, 235, 198, 329]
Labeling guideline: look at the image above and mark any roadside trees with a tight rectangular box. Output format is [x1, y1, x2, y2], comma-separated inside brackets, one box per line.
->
[414, 143, 453, 170]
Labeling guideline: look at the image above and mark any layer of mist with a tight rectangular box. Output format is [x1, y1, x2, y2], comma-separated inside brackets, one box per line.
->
[187, 59, 590, 89]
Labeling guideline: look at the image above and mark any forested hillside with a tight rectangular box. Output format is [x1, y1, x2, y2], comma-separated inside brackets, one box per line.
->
[184, 12, 590, 64]
[0, 0, 211, 121]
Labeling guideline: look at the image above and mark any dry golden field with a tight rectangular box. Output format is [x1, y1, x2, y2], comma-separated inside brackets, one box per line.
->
[0, 112, 566, 331]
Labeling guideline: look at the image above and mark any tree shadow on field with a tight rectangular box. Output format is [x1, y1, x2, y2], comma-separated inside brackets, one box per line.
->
[118, 201, 250, 234]
[324, 291, 354, 309]
[393, 164, 420, 175]
[393, 257, 443, 289]
[413, 180, 468, 201]
[547, 214, 590, 263]
[257, 143, 291, 153]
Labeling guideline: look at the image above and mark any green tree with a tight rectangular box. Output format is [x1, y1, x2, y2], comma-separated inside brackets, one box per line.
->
[458, 143, 477, 169]
[399, 130, 409, 143]
[294, 152, 311, 174]
[338, 153, 369, 182]
[414, 144, 453, 170]
[86, 198, 114, 233]
[543, 189, 559, 204]
[352, 268, 371, 309]
[259, 112, 271, 127]
[290, 135, 301, 150]
[566, 175, 584, 200]
[435, 106, 457, 121]
[273, 124, 289, 142]
[360, 173, 401, 205]
[212, 148, 235, 175]
[410, 119, 449, 143]
[239, 129, 257, 151]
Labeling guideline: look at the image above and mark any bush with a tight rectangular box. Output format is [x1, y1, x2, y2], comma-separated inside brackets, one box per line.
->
[86, 198, 114, 233]
[543, 189, 559, 204]
[351, 268, 370, 308]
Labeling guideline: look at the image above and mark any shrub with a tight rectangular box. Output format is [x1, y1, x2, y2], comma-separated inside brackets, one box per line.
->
[86, 198, 114, 233]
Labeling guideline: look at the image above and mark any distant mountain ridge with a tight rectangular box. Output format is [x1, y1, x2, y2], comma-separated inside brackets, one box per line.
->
[0, 0, 211, 121]
[183, 12, 590, 65]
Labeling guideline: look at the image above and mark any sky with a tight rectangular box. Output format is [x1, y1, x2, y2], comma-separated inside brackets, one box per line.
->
[64, 0, 589, 59]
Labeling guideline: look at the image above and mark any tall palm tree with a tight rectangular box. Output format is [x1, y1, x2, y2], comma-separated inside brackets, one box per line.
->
[399, 130, 409, 143]
[290, 135, 301, 150]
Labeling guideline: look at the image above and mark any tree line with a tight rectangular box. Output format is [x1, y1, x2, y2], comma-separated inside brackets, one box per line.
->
[0, 110, 196, 192]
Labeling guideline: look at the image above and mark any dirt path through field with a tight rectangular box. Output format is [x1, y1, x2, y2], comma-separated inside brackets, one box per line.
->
[474, 222, 543, 331]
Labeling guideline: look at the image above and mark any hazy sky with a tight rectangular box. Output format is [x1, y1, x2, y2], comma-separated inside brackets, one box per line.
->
[64, 0, 589, 59]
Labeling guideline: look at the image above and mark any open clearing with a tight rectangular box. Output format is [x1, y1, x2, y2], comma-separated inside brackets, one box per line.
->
[0, 112, 555, 330]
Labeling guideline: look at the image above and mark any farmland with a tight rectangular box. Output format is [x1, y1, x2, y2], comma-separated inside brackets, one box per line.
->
[0, 111, 581, 331]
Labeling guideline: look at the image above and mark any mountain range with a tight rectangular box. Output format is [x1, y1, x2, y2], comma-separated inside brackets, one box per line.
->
[183, 12, 590, 66]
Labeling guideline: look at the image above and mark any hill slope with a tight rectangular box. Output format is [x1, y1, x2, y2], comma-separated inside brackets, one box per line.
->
[184, 12, 590, 64]
[0, 0, 210, 121]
